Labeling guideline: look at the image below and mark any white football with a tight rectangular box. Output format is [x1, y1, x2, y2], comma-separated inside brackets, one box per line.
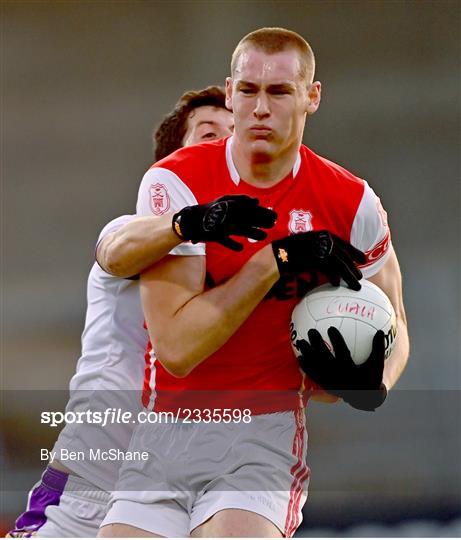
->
[290, 280, 397, 365]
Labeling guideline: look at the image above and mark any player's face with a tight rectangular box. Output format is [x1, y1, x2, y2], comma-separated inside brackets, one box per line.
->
[227, 48, 320, 159]
[182, 106, 234, 147]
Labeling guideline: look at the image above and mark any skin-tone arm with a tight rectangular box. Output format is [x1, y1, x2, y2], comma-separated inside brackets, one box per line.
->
[368, 245, 409, 390]
[140, 245, 279, 377]
[96, 214, 181, 278]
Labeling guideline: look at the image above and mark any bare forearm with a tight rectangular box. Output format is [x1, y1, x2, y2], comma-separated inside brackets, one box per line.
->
[142, 245, 280, 377]
[368, 248, 410, 390]
[383, 317, 409, 390]
[96, 215, 181, 277]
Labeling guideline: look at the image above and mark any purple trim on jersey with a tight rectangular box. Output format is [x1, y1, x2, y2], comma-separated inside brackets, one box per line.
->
[8, 467, 68, 537]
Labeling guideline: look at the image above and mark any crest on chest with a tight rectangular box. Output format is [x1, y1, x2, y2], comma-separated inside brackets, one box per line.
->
[288, 209, 312, 234]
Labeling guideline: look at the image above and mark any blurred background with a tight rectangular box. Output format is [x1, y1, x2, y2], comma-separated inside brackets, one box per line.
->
[2, 0, 460, 536]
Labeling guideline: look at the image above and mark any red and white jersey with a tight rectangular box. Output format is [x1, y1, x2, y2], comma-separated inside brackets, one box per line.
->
[137, 137, 391, 414]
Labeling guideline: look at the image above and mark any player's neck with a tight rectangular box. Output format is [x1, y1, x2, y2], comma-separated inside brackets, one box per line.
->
[231, 140, 300, 188]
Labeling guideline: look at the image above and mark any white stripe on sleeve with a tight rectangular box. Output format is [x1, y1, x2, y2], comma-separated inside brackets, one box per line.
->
[350, 181, 392, 278]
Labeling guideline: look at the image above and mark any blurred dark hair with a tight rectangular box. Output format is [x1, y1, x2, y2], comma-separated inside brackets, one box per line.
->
[153, 85, 227, 161]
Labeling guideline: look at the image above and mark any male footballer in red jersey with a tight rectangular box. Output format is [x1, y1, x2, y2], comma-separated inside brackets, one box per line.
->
[100, 27, 409, 538]
[8, 86, 277, 538]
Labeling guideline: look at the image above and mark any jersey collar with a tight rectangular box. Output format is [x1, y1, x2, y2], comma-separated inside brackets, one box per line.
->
[225, 136, 301, 186]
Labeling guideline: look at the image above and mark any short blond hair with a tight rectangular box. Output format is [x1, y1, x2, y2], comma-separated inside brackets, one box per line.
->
[231, 27, 315, 83]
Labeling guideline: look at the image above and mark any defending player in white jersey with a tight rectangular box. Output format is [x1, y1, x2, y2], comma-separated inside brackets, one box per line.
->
[8, 86, 277, 538]
[99, 28, 409, 538]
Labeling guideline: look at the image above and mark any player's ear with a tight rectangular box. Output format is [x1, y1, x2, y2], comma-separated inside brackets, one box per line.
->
[306, 81, 321, 115]
[225, 77, 233, 111]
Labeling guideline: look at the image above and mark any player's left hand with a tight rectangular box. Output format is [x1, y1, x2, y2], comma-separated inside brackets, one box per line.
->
[295, 327, 387, 411]
[172, 195, 277, 251]
[271, 230, 365, 291]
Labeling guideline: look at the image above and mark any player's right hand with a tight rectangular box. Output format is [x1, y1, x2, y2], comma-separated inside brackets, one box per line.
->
[295, 327, 387, 411]
[271, 230, 365, 290]
[172, 195, 277, 251]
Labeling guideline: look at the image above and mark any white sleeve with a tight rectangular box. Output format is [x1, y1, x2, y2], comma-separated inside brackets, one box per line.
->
[136, 167, 205, 257]
[96, 215, 135, 245]
[350, 181, 392, 278]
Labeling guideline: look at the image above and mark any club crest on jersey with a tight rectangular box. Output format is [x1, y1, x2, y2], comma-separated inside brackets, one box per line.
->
[289, 210, 313, 234]
[149, 183, 170, 215]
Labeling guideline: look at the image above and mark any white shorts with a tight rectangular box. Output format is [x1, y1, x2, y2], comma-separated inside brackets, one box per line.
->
[102, 408, 310, 537]
[7, 466, 110, 538]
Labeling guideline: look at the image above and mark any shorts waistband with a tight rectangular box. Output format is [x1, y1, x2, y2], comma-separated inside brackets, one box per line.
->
[45, 466, 110, 504]
[41, 465, 68, 492]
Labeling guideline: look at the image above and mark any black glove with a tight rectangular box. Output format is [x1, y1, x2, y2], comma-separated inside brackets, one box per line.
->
[172, 195, 277, 251]
[295, 328, 387, 411]
[272, 230, 365, 291]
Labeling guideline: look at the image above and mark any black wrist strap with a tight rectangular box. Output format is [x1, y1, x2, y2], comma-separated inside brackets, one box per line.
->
[272, 242, 291, 273]
[172, 212, 186, 240]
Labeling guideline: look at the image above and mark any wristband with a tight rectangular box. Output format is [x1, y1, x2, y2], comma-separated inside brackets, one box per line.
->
[172, 211, 187, 240]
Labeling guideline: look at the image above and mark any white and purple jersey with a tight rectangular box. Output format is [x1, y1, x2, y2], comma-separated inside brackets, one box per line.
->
[9, 215, 148, 537]
[51, 215, 148, 491]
